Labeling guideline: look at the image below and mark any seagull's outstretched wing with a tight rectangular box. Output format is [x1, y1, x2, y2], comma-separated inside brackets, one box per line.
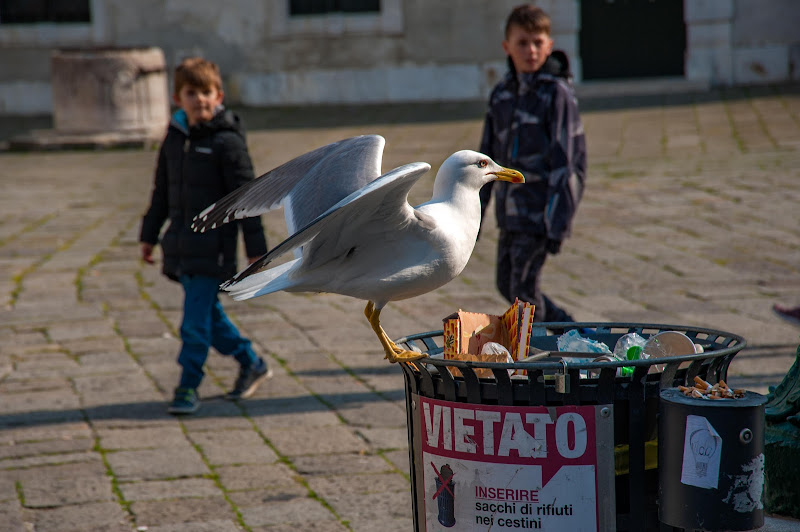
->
[222, 161, 431, 292]
[192, 135, 385, 234]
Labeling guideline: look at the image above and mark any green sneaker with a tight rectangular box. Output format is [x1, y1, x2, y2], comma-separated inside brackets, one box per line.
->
[168, 387, 200, 415]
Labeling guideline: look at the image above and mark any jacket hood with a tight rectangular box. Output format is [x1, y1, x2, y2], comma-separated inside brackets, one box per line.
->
[506, 49, 573, 84]
[169, 106, 245, 138]
[540, 50, 572, 80]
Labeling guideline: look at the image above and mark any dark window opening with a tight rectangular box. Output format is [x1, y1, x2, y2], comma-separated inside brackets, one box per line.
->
[0, 0, 91, 24]
[290, 0, 380, 16]
[580, 0, 685, 80]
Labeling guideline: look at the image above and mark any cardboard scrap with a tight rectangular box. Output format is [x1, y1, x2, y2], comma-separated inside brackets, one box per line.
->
[442, 298, 534, 377]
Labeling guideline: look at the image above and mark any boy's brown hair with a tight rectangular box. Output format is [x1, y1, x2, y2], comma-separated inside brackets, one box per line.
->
[173, 57, 222, 95]
[505, 4, 551, 38]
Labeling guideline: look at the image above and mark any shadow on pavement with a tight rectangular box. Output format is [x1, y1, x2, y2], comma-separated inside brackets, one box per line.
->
[0, 388, 404, 428]
[292, 364, 402, 378]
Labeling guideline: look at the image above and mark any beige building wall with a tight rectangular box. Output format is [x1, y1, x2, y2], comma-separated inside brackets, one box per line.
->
[0, 0, 797, 115]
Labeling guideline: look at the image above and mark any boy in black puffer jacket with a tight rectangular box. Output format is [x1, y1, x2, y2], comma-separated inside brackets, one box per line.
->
[479, 4, 587, 324]
[140, 57, 270, 414]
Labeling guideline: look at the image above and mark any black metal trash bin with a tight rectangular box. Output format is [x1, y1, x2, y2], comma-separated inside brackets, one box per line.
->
[659, 388, 766, 531]
[397, 322, 746, 532]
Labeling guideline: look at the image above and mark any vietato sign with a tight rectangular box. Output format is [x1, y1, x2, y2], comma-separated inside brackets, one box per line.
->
[419, 396, 613, 531]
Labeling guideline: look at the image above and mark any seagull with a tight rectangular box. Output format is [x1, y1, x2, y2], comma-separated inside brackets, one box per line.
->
[192, 135, 523, 363]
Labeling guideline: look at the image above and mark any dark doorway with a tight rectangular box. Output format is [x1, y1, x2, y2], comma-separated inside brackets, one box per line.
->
[580, 0, 686, 80]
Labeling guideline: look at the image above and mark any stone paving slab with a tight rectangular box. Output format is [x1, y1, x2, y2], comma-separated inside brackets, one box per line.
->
[2, 85, 800, 530]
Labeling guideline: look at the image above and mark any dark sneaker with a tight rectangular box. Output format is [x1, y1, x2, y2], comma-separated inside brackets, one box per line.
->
[773, 304, 800, 327]
[226, 358, 272, 400]
[168, 388, 200, 415]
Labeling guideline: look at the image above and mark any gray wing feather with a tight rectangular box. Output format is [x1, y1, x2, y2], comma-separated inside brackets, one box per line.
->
[192, 135, 384, 233]
[284, 135, 384, 233]
[222, 161, 431, 289]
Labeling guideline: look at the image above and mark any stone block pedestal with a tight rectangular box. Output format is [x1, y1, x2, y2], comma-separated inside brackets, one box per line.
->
[8, 47, 169, 150]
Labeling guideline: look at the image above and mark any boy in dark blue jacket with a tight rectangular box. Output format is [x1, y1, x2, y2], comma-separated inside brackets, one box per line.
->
[140, 57, 270, 414]
[479, 4, 587, 323]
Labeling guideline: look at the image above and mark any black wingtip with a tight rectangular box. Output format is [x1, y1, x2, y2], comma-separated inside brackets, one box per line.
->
[220, 276, 238, 290]
[220, 269, 246, 290]
[190, 215, 202, 233]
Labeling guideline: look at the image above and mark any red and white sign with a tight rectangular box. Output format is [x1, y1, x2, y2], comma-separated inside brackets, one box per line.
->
[420, 396, 602, 531]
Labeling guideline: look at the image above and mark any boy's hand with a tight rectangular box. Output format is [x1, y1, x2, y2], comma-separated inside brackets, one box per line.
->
[247, 256, 260, 265]
[545, 238, 562, 255]
[141, 243, 155, 264]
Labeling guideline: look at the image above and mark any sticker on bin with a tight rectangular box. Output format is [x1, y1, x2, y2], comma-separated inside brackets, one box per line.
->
[420, 396, 612, 531]
[680, 415, 722, 490]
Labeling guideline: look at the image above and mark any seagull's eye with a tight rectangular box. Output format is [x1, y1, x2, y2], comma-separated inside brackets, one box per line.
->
[477, 159, 488, 168]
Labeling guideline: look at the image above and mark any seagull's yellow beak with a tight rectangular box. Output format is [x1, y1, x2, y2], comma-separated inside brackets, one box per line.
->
[491, 167, 525, 183]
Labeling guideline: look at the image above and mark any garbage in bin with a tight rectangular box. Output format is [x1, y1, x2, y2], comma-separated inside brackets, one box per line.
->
[398, 322, 747, 532]
[557, 328, 612, 355]
[643, 330, 699, 373]
[442, 299, 534, 378]
[443, 299, 534, 363]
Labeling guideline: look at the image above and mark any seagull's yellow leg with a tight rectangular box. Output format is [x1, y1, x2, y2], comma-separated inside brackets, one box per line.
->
[364, 302, 405, 358]
[364, 302, 427, 363]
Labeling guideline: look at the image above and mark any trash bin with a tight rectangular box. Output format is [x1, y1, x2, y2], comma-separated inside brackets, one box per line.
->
[397, 322, 747, 532]
[658, 388, 765, 531]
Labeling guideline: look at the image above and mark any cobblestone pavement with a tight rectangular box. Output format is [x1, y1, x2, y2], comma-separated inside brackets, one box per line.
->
[2, 84, 800, 531]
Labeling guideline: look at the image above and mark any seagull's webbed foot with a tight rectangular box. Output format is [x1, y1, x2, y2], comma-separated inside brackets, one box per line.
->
[364, 302, 428, 364]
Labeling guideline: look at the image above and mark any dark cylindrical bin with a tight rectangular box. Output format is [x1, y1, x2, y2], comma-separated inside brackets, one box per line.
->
[659, 388, 766, 531]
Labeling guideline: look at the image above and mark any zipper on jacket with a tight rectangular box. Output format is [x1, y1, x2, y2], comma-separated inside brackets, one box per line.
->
[181, 137, 190, 225]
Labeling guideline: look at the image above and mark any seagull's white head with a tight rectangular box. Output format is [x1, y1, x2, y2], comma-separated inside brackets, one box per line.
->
[433, 150, 524, 198]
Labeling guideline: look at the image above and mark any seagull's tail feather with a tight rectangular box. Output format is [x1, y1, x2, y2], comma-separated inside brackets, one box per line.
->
[224, 259, 301, 301]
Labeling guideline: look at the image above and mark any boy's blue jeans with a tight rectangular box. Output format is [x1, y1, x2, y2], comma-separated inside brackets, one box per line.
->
[177, 274, 259, 390]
